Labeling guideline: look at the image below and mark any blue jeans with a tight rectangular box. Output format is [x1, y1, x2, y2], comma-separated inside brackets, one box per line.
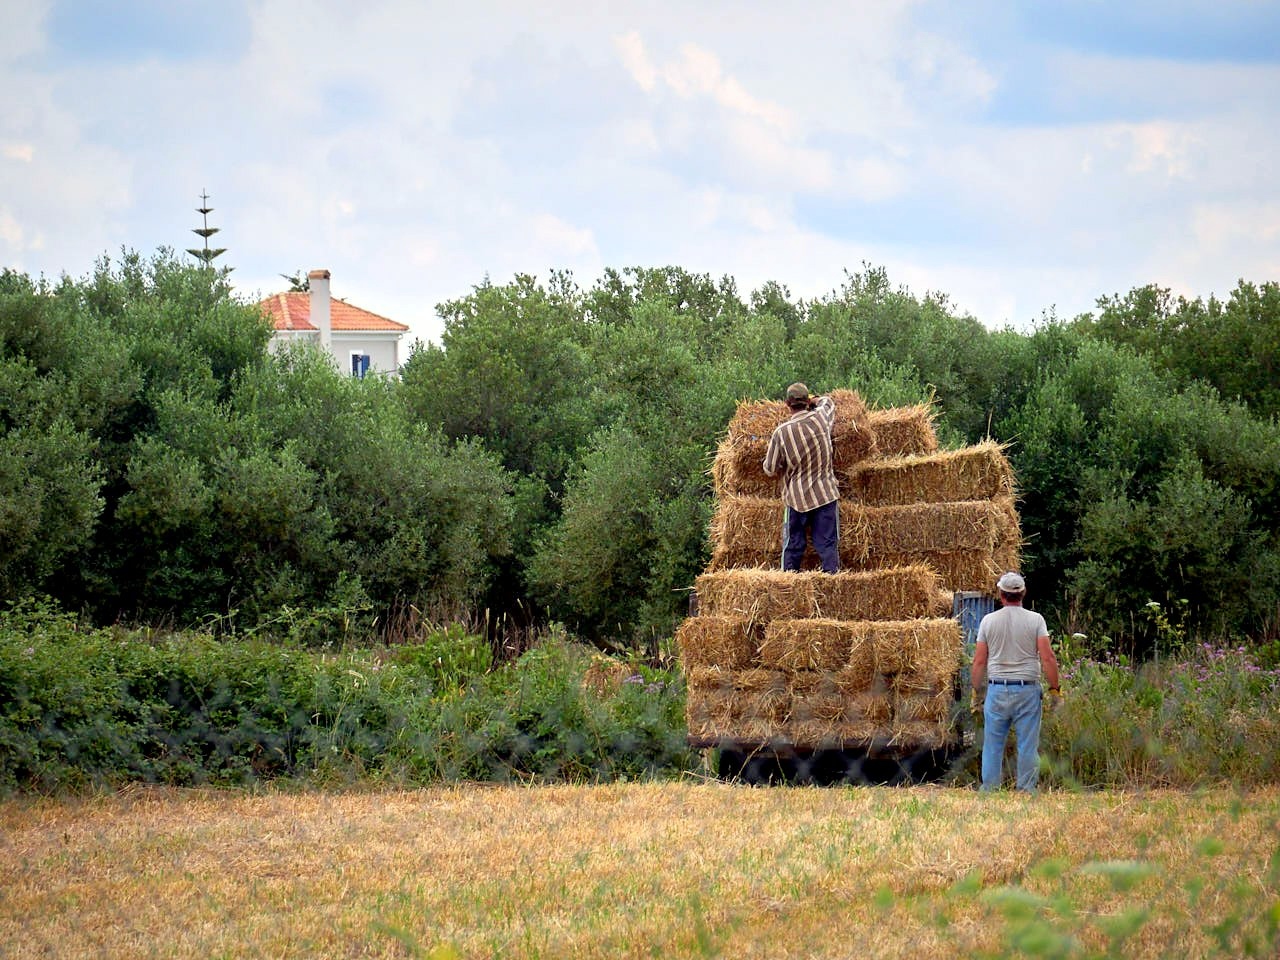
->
[981, 683, 1042, 792]
[782, 501, 839, 573]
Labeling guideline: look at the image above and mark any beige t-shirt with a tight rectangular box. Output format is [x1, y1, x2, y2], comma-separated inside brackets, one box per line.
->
[977, 605, 1049, 682]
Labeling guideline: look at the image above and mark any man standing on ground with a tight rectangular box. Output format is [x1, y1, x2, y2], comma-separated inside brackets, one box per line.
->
[970, 571, 1062, 792]
[762, 382, 840, 573]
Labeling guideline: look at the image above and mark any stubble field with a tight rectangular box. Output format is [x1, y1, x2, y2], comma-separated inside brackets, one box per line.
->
[2, 780, 1278, 959]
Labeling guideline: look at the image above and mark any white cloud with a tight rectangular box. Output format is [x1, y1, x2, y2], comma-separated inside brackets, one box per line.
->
[1, 0, 1277, 347]
[614, 30, 657, 92]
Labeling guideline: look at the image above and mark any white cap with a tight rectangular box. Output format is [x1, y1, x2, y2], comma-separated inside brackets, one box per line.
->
[997, 571, 1026, 593]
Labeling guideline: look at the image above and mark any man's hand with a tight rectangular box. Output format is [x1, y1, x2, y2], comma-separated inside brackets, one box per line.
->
[969, 688, 982, 717]
[1047, 687, 1064, 711]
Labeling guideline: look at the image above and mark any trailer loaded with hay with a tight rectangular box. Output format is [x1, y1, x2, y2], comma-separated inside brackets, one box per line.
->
[676, 392, 1021, 784]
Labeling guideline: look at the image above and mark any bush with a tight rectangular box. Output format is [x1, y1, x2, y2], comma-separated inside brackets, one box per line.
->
[0, 603, 694, 793]
[1042, 640, 1280, 788]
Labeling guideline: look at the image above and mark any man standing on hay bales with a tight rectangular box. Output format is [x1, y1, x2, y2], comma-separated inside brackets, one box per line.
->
[762, 383, 840, 574]
[970, 571, 1062, 792]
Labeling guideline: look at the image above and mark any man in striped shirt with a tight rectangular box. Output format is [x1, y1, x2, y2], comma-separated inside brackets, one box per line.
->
[762, 383, 840, 573]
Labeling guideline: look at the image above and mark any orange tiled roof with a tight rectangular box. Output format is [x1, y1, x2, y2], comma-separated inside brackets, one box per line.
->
[258, 291, 409, 333]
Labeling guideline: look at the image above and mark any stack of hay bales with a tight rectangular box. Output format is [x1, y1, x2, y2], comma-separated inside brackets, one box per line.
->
[678, 394, 1022, 753]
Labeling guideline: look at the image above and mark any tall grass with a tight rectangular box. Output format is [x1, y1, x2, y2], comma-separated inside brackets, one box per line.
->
[1042, 640, 1280, 789]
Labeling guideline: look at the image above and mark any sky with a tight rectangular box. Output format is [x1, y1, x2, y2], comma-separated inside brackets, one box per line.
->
[2, 0, 1278, 348]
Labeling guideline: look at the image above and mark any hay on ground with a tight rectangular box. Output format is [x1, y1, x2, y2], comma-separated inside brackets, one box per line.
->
[675, 616, 760, 669]
[840, 441, 1015, 506]
[867, 404, 939, 458]
[581, 657, 635, 697]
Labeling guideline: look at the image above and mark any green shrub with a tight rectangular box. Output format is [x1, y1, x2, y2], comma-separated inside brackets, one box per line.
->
[1043, 640, 1280, 788]
[0, 604, 694, 793]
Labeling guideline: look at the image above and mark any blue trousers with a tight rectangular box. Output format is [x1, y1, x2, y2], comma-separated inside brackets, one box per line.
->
[782, 501, 839, 573]
[982, 683, 1043, 792]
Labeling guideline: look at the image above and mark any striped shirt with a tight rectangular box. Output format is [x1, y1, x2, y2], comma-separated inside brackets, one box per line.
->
[762, 395, 839, 512]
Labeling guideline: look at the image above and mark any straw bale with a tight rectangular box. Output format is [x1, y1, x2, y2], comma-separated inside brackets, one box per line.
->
[717, 389, 877, 496]
[786, 671, 845, 722]
[728, 669, 790, 722]
[686, 664, 734, 692]
[813, 565, 947, 621]
[694, 569, 821, 623]
[726, 398, 790, 445]
[828, 389, 877, 468]
[892, 682, 956, 723]
[581, 657, 635, 697]
[872, 549, 1001, 594]
[759, 618, 860, 672]
[840, 441, 1015, 506]
[707, 496, 1019, 576]
[675, 616, 760, 669]
[885, 720, 954, 751]
[685, 686, 734, 735]
[711, 437, 779, 499]
[867, 404, 939, 458]
[787, 720, 885, 750]
[869, 618, 963, 675]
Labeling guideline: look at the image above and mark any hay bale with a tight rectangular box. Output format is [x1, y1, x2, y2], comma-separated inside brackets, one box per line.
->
[813, 565, 948, 621]
[867, 404, 938, 458]
[850, 499, 1015, 557]
[871, 549, 1001, 594]
[711, 437, 779, 499]
[728, 668, 790, 722]
[718, 389, 876, 497]
[787, 719, 886, 750]
[891, 677, 956, 723]
[828, 389, 877, 469]
[694, 569, 821, 623]
[759, 618, 859, 672]
[686, 668, 789, 742]
[707, 496, 1019, 575]
[787, 671, 846, 722]
[841, 441, 1015, 506]
[871, 618, 963, 675]
[885, 720, 953, 751]
[675, 616, 760, 669]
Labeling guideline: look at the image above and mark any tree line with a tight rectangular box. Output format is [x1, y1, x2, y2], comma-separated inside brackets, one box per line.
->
[3, 250, 1278, 655]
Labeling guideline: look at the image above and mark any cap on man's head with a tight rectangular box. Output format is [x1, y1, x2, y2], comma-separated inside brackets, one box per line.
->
[997, 571, 1026, 593]
[786, 382, 810, 401]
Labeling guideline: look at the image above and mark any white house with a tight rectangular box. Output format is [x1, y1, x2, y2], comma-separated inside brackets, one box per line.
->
[259, 269, 409, 376]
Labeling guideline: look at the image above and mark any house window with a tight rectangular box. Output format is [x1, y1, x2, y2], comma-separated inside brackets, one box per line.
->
[350, 352, 371, 378]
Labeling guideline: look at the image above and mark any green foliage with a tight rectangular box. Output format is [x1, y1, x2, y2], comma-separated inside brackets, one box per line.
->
[7, 247, 1280, 655]
[0, 253, 513, 630]
[0, 604, 693, 793]
[1007, 338, 1280, 646]
[1042, 640, 1280, 788]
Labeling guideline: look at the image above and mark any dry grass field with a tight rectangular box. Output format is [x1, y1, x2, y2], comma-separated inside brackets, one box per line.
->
[2, 780, 1278, 959]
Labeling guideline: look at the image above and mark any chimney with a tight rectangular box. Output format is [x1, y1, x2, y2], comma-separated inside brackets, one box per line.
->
[308, 269, 331, 349]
